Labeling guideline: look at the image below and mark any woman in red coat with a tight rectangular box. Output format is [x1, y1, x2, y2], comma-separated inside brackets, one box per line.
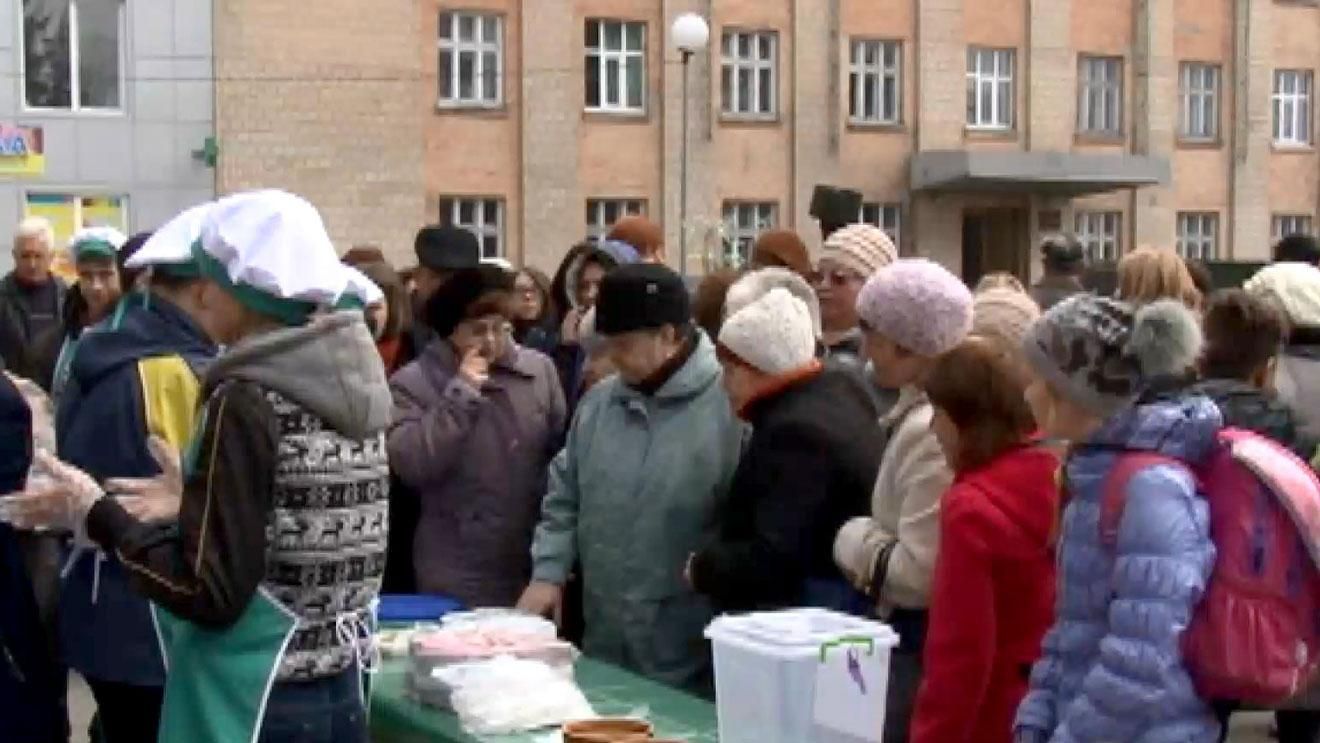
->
[910, 337, 1060, 743]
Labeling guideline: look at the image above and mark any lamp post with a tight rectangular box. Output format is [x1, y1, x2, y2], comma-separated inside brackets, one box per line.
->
[671, 12, 709, 279]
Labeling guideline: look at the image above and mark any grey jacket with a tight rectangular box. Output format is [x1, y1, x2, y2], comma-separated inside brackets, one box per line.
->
[389, 340, 565, 608]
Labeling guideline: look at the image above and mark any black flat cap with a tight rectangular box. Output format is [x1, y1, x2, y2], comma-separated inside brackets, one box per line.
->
[596, 263, 691, 336]
[415, 224, 480, 271]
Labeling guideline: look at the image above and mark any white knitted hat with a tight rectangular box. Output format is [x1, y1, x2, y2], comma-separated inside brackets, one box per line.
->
[724, 267, 823, 339]
[820, 223, 898, 279]
[718, 287, 817, 375]
[1244, 262, 1320, 329]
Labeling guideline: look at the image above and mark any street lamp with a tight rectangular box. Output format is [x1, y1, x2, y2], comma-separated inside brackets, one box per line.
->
[671, 12, 709, 278]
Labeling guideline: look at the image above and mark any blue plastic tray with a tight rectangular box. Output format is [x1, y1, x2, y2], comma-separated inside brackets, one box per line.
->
[378, 594, 464, 624]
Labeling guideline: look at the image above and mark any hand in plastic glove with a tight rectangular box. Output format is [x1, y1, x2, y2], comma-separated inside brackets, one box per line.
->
[0, 451, 104, 537]
[515, 581, 564, 626]
[106, 436, 183, 523]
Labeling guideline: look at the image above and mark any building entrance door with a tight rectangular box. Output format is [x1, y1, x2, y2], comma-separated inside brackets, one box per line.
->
[961, 208, 1029, 286]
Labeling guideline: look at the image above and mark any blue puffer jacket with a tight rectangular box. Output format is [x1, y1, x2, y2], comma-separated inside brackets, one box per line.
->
[1015, 395, 1221, 743]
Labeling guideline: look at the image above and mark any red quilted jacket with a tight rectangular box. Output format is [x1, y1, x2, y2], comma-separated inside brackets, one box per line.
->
[910, 444, 1060, 743]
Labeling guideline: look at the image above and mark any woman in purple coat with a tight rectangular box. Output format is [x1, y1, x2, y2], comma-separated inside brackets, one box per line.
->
[388, 265, 566, 607]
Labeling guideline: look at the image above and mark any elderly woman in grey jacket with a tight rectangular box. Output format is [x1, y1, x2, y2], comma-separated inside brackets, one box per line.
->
[389, 266, 566, 608]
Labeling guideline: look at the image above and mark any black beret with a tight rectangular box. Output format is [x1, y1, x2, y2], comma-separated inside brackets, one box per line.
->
[415, 224, 480, 271]
[423, 265, 513, 338]
[595, 263, 691, 336]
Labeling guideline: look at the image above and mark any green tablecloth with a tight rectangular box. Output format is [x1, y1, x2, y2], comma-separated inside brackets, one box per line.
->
[370, 657, 718, 743]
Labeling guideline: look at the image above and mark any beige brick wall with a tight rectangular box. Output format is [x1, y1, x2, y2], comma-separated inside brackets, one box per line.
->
[213, 0, 426, 266]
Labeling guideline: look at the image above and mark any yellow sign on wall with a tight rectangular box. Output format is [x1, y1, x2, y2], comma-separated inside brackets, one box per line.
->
[0, 125, 45, 176]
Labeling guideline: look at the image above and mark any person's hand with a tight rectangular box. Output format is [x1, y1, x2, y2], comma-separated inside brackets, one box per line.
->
[516, 581, 564, 625]
[458, 348, 490, 388]
[0, 451, 104, 536]
[560, 308, 583, 345]
[107, 436, 183, 523]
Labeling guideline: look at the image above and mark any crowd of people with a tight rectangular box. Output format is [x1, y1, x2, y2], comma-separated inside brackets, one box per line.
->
[1, 186, 1320, 743]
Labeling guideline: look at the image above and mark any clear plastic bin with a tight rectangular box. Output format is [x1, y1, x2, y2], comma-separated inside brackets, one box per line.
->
[705, 608, 899, 743]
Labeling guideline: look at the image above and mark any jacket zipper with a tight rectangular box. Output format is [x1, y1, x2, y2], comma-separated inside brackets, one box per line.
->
[1, 640, 25, 683]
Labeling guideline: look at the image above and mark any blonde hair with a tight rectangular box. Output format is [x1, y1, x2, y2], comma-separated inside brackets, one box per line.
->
[974, 272, 1027, 295]
[13, 216, 54, 250]
[1117, 247, 1201, 310]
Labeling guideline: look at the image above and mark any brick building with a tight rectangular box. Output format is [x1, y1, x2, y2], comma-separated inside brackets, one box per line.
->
[426, 0, 1320, 282]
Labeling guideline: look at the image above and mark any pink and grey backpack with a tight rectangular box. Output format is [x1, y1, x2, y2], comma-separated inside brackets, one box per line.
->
[1101, 427, 1320, 705]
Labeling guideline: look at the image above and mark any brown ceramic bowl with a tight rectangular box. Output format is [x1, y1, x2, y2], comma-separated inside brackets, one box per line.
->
[562, 719, 653, 742]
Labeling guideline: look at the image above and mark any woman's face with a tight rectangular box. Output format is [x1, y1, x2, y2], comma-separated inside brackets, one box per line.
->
[366, 300, 388, 341]
[450, 313, 508, 361]
[515, 272, 543, 321]
[606, 327, 677, 386]
[814, 257, 865, 332]
[576, 262, 607, 310]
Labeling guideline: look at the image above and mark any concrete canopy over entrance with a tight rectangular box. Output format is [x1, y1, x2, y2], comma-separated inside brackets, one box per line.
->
[910, 150, 1170, 196]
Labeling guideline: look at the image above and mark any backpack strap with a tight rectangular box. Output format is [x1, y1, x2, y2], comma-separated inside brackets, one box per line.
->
[1099, 451, 1185, 549]
[1222, 428, 1320, 567]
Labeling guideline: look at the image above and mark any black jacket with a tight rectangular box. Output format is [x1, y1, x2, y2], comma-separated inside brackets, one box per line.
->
[691, 367, 883, 612]
[0, 274, 66, 373]
[1188, 378, 1317, 461]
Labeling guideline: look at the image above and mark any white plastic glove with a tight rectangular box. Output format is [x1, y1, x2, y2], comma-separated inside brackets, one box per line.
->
[0, 451, 105, 540]
[106, 436, 183, 523]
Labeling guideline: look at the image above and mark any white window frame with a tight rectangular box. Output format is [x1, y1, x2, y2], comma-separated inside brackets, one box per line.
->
[585, 19, 646, 114]
[1073, 210, 1123, 263]
[1177, 212, 1220, 261]
[966, 47, 1015, 131]
[849, 39, 902, 125]
[722, 201, 777, 268]
[20, 0, 125, 113]
[859, 202, 902, 249]
[720, 30, 778, 119]
[440, 196, 504, 260]
[1178, 62, 1221, 141]
[1274, 214, 1315, 241]
[438, 11, 504, 108]
[586, 198, 646, 240]
[1273, 69, 1314, 147]
[1077, 55, 1124, 136]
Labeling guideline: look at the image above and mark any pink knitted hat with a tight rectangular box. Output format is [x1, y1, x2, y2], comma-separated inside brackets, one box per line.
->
[856, 258, 974, 356]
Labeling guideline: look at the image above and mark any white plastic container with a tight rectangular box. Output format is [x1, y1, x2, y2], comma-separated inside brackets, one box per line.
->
[705, 608, 900, 743]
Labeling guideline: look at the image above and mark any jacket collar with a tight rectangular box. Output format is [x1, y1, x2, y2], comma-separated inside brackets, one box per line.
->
[612, 330, 722, 404]
[881, 385, 928, 428]
[738, 361, 823, 421]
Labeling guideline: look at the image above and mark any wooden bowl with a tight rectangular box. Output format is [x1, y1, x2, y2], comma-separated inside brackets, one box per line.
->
[562, 719, 653, 742]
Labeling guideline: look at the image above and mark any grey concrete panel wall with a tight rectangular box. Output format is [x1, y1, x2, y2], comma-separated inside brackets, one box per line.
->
[0, 0, 216, 272]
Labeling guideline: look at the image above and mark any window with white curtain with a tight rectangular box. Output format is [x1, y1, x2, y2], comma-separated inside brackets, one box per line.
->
[585, 19, 646, 113]
[440, 197, 504, 259]
[1274, 214, 1315, 241]
[586, 199, 646, 239]
[1177, 212, 1219, 261]
[1273, 70, 1313, 146]
[1077, 56, 1124, 135]
[1178, 62, 1220, 141]
[722, 202, 777, 267]
[1074, 211, 1123, 263]
[22, 0, 122, 110]
[966, 47, 1015, 130]
[438, 11, 503, 107]
[721, 30, 777, 118]
[849, 39, 902, 125]
[859, 202, 902, 248]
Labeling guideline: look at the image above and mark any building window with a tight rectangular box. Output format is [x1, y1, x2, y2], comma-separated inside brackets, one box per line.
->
[1274, 214, 1315, 241]
[438, 11, 503, 108]
[585, 19, 646, 113]
[586, 199, 646, 240]
[22, 0, 123, 110]
[1073, 211, 1123, 263]
[859, 202, 902, 248]
[1273, 70, 1313, 146]
[1177, 212, 1220, 261]
[1178, 63, 1220, 141]
[722, 201, 777, 267]
[966, 47, 1015, 130]
[439, 197, 503, 259]
[721, 30, 777, 118]
[849, 39, 902, 125]
[1077, 56, 1123, 136]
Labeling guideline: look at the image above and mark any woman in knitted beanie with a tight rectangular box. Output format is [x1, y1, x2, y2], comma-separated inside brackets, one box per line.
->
[1014, 296, 1221, 743]
[831, 258, 974, 742]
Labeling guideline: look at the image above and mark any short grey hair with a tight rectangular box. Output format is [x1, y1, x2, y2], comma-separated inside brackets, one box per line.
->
[724, 267, 823, 340]
[14, 216, 54, 251]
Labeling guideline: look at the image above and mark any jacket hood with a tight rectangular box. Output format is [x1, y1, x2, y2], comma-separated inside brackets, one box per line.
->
[69, 292, 217, 390]
[959, 444, 1060, 555]
[1088, 393, 1223, 466]
[1189, 377, 1308, 457]
[205, 311, 391, 438]
[565, 241, 640, 310]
